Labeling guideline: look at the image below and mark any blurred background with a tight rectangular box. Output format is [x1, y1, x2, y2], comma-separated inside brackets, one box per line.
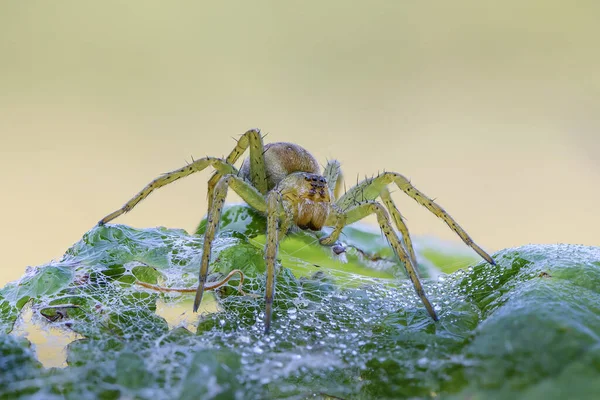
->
[1, 0, 598, 287]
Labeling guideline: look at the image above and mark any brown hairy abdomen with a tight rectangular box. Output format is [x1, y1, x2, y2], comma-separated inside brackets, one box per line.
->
[241, 142, 320, 190]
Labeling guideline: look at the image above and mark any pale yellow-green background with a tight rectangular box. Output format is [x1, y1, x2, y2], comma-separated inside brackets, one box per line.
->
[1, 1, 598, 287]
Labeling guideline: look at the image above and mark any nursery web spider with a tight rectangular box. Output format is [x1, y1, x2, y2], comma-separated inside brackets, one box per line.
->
[99, 129, 495, 333]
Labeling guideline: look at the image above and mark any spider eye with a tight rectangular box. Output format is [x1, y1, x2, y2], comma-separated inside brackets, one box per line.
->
[311, 176, 318, 182]
[319, 177, 326, 183]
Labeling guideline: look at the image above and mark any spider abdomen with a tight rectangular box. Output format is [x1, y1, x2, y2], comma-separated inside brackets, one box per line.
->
[240, 142, 320, 191]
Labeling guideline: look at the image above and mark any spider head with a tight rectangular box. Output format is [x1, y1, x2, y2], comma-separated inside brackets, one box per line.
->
[278, 173, 331, 231]
[301, 174, 330, 201]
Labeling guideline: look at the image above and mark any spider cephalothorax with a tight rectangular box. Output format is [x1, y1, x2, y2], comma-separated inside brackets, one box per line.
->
[99, 129, 495, 333]
[279, 173, 332, 231]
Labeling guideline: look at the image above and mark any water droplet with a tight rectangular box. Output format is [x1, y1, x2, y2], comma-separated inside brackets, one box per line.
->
[238, 335, 250, 344]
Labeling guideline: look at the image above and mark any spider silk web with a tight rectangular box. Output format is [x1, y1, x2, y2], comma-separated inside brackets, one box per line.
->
[3, 204, 580, 400]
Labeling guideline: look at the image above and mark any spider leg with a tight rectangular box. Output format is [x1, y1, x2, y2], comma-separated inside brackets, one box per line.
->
[323, 159, 344, 200]
[321, 189, 415, 268]
[193, 174, 267, 312]
[322, 164, 413, 263]
[380, 187, 418, 267]
[207, 129, 268, 212]
[319, 204, 345, 246]
[277, 202, 295, 242]
[263, 190, 293, 333]
[98, 157, 238, 225]
[326, 201, 438, 321]
[336, 172, 495, 265]
[264, 191, 279, 334]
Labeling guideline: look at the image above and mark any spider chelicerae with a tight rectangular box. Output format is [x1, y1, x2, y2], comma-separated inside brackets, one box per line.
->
[98, 129, 495, 333]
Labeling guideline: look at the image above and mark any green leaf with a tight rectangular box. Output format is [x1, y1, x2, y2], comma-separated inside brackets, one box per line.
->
[1, 205, 599, 399]
[195, 204, 267, 238]
[115, 352, 153, 390]
[131, 265, 163, 284]
[0, 335, 43, 397]
[179, 350, 242, 400]
[0, 292, 18, 334]
[3, 266, 74, 307]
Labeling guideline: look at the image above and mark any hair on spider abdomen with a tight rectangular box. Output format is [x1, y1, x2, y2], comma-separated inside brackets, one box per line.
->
[239, 142, 321, 190]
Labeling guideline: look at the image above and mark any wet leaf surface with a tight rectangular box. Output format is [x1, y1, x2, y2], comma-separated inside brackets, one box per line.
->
[1, 205, 599, 399]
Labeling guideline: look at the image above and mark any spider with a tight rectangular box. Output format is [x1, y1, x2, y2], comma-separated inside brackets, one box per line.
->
[98, 129, 495, 333]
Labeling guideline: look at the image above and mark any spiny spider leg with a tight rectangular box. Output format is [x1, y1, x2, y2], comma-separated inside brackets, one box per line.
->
[319, 204, 345, 246]
[323, 201, 439, 321]
[278, 202, 295, 242]
[193, 174, 267, 312]
[380, 187, 418, 267]
[264, 191, 280, 334]
[264, 190, 293, 334]
[98, 157, 239, 225]
[323, 159, 343, 200]
[207, 129, 268, 212]
[321, 162, 414, 264]
[336, 172, 495, 265]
